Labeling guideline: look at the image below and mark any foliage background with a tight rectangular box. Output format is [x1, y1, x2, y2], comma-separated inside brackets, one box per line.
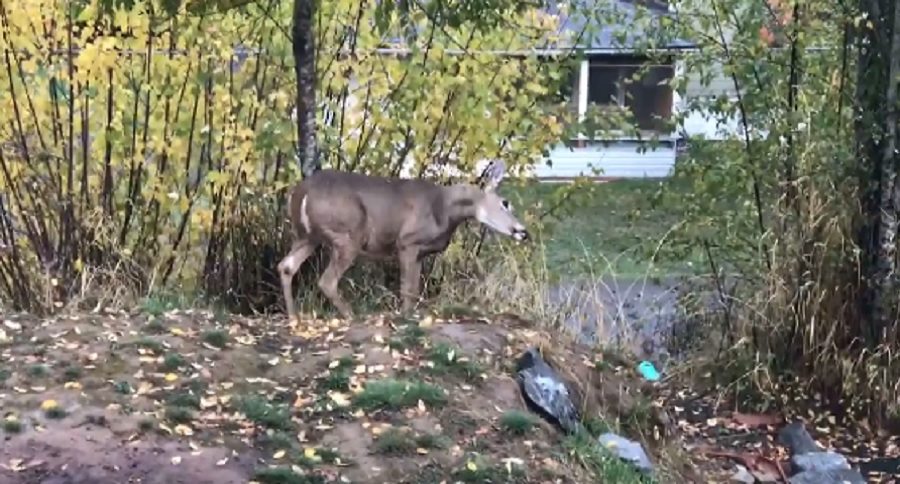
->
[0, 0, 576, 315]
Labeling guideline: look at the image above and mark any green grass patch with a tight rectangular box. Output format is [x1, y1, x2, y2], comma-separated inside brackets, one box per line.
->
[353, 378, 447, 411]
[236, 395, 293, 430]
[296, 446, 343, 468]
[388, 324, 427, 351]
[425, 342, 484, 381]
[166, 390, 200, 409]
[0, 367, 11, 382]
[164, 406, 195, 424]
[132, 337, 165, 353]
[373, 428, 447, 456]
[26, 364, 49, 379]
[253, 467, 326, 484]
[44, 406, 67, 420]
[113, 380, 133, 395]
[201, 329, 229, 348]
[451, 453, 525, 483]
[2, 416, 22, 433]
[160, 352, 186, 372]
[140, 294, 184, 317]
[60, 364, 83, 382]
[562, 431, 654, 483]
[506, 179, 699, 278]
[499, 410, 537, 436]
[316, 356, 353, 392]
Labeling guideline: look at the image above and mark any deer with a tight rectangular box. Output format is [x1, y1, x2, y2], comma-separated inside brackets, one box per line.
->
[277, 160, 529, 321]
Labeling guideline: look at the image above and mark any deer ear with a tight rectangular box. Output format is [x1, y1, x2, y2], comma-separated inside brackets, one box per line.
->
[482, 160, 506, 192]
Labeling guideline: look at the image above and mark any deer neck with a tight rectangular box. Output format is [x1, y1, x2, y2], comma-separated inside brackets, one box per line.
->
[442, 184, 483, 224]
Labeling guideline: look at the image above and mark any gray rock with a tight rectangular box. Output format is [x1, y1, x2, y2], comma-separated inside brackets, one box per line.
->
[778, 421, 823, 454]
[791, 451, 850, 473]
[787, 468, 867, 484]
[597, 432, 653, 474]
[730, 464, 755, 483]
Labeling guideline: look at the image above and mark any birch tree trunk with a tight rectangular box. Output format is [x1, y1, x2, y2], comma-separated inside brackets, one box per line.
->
[292, 0, 319, 177]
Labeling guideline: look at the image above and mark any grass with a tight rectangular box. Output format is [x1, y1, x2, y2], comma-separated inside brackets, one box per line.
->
[133, 337, 165, 353]
[425, 342, 484, 381]
[160, 352, 186, 372]
[27, 364, 49, 379]
[373, 428, 449, 455]
[353, 378, 447, 411]
[505, 179, 699, 278]
[237, 395, 293, 430]
[499, 410, 537, 436]
[60, 364, 82, 382]
[562, 431, 654, 483]
[388, 324, 427, 351]
[253, 467, 326, 484]
[140, 293, 185, 317]
[201, 329, 229, 348]
[2, 416, 22, 433]
[166, 390, 200, 409]
[165, 406, 195, 424]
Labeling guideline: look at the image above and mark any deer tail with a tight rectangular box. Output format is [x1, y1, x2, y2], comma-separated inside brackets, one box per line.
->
[288, 178, 312, 239]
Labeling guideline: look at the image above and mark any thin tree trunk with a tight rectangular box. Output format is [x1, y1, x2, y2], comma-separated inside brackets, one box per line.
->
[871, 0, 900, 334]
[856, 0, 900, 341]
[292, 0, 319, 176]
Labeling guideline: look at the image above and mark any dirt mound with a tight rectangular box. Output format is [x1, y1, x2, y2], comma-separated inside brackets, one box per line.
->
[0, 309, 683, 483]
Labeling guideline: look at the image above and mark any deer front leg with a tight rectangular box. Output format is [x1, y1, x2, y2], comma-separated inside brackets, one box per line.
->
[278, 239, 317, 321]
[399, 250, 422, 314]
[318, 245, 357, 319]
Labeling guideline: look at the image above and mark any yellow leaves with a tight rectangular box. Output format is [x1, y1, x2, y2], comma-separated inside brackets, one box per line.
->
[174, 424, 194, 436]
[328, 391, 352, 407]
[40, 400, 59, 411]
[164, 373, 178, 383]
[303, 447, 321, 462]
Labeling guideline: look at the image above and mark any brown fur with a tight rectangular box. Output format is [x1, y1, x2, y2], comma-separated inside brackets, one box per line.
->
[278, 164, 527, 318]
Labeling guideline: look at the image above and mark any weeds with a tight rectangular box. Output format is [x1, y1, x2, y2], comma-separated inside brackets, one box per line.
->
[113, 380, 133, 395]
[388, 324, 427, 351]
[133, 337, 165, 353]
[499, 410, 537, 436]
[563, 431, 653, 483]
[425, 342, 484, 381]
[26, 364, 49, 379]
[237, 395, 293, 430]
[160, 353, 187, 372]
[165, 406, 194, 424]
[373, 428, 448, 456]
[2, 415, 22, 433]
[202, 329, 229, 348]
[253, 467, 326, 484]
[353, 379, 447, 411]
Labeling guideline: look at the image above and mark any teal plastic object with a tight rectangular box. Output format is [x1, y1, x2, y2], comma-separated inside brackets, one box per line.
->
[637, 361, 661, 381]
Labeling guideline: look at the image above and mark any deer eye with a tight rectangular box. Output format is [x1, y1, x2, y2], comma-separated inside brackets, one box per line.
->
[501, 199, 511, 210]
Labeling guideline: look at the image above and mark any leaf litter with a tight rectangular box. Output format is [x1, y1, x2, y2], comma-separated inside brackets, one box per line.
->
[0, 308, 654, 483]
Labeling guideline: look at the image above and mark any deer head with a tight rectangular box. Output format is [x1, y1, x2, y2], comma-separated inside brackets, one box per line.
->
[473, 160, 529, 242]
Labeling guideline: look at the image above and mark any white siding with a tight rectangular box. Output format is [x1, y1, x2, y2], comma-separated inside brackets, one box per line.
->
[534, 140, 677, 179]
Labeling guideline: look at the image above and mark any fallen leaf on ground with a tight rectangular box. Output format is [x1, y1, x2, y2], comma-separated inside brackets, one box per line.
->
[731, 412, 783, 428]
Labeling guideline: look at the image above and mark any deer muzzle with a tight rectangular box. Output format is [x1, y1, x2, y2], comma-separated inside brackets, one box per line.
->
[512, 227, 529, 242]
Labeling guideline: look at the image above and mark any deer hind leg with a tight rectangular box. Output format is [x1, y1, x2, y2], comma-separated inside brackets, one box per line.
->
[278, 239, 317, 321]
[318, 243, 358, 319]
[398, 249, 422, 314]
